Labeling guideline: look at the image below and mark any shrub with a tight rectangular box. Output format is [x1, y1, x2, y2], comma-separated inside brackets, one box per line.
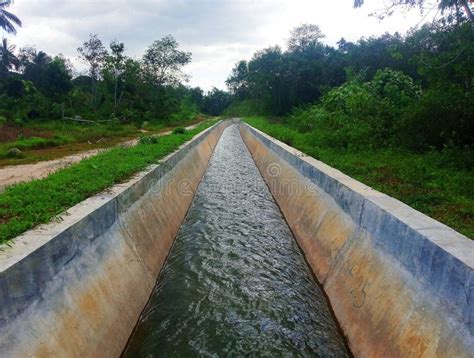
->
[288, 82, 384, 150]
[398, 85, 474, 151]
[173, 127, 186, 135]
[370, 68, 420, 108]
[286, 70, 425, 150]
[139, 135, 159, 145]
[6, 148, 23, 158]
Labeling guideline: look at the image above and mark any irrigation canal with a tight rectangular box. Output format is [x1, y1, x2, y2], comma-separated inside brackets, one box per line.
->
[123, 125, 350, 356]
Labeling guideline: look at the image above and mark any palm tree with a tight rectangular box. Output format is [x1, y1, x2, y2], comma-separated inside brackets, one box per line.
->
[0, 0, 21, 35]
[0, 37, 19, 77]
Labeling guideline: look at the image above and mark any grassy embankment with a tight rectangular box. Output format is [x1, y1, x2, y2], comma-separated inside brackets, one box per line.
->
[0, 116, 209, 167]
[0, 120, 218, 243]
[245, 116, 473, 239]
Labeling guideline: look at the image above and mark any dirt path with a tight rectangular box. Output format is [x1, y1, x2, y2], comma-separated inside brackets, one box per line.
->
[0, 122, 204, 191]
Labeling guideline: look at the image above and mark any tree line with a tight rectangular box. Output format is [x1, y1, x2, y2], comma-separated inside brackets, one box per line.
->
[0, 1, 230, 125]
[225, 16, 473, 153]
[0, 34, 231, 124]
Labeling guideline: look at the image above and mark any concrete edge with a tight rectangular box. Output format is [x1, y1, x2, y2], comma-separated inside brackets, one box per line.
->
[242, 123, 474, 266]
[0, 120, 222, 272]
[240, 122, 474, 339]
[0, 120, 226, 325]
[0, 119, 234, 356]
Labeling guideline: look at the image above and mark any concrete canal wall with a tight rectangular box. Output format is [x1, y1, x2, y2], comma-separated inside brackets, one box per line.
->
[0, 120, 233, 357]
[240, 122, 474, 358]
[0, 118, 472, 357]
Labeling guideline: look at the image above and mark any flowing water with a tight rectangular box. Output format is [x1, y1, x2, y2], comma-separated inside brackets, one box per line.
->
[123, 125, 350, 357]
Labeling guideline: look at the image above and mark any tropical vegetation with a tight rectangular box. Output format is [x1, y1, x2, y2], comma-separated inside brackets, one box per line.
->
[0, 32, 228, 125]
[0, 0, 472, 238]
[225, 6, 473, 237]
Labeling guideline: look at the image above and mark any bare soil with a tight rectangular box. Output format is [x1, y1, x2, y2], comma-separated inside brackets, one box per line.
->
[0, 121, 204, 191]
[0, 124, 55, 142]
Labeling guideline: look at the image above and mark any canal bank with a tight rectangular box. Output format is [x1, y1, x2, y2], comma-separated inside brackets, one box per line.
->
[240, 122, 474, 357]
[0, 119, 472, 357]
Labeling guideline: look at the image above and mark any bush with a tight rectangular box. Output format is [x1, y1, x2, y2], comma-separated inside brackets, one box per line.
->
[173, 127, 186, 135]
[286, 70, 428, 150]
[370, 68, 420, 108]
[398, 85, 474, 151]
[6, 148, 23, 158]
[287, 82, 385, 150]
[139, 135, 159, 145]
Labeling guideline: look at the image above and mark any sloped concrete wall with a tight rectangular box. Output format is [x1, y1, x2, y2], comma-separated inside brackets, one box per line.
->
[0, 120, 233, 357]
[240, 123, 474, 358]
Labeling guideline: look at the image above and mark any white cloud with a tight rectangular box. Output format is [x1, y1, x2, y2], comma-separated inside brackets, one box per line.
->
[4, 0, 437, 91]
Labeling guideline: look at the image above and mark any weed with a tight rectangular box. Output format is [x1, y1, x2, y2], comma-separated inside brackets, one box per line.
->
[139, 136, 159, 145]
[173, 127, 186, 135]
[6, 148, 23, 158]
[245, 116, 473, 239]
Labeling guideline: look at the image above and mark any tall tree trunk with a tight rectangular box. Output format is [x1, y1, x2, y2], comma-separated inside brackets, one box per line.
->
[91, 76, 96, 107]
[117, 90, 124, 110]
[114, 76, 119, 114]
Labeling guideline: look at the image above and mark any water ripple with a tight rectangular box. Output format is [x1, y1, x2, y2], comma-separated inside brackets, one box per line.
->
[123, 125, 350, 357]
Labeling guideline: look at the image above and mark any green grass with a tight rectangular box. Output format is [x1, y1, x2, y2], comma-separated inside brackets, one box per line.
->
[0, 135, 73, 157]
[28, 121, 141, 143]
[0, 121, 140, 158]
[0, 116, 211, 164]
[0, 120, 218, 243]
[245, 116, 474, 239]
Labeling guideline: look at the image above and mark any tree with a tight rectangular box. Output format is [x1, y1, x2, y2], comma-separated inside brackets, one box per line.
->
[286, 41, 333, 106]
[202, 87, 232, 115]
[77, 34, 108, 105]
[104, 41, 126, 113]
[0, 37, 18, 78]
[44, 57, 73, 100]
[22, 49, 51, 87]
[226, 60, 250, 99]
[17, 46, 36, 71]
[189, 86, 204, 107]
[288, 24, 325, 52]
[248, 46, 291, 114]
[0, 0, 21, 35]
[142, 35, 191, 88]
[24, 55, 72, 101]
[413, 22, 474, 90]
[354, 0, 473, 22]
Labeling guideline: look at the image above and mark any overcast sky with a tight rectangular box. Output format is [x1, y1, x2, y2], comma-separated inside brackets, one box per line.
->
[6, 0, 438, 91]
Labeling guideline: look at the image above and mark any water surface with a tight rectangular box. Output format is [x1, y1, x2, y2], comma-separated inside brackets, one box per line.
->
[123, 125, 350, 357]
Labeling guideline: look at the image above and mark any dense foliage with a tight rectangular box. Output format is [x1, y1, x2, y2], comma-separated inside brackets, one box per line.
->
[0, 33, 227, 126]
[226, 20, 474, 153]
[226, 17, 473, 237]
